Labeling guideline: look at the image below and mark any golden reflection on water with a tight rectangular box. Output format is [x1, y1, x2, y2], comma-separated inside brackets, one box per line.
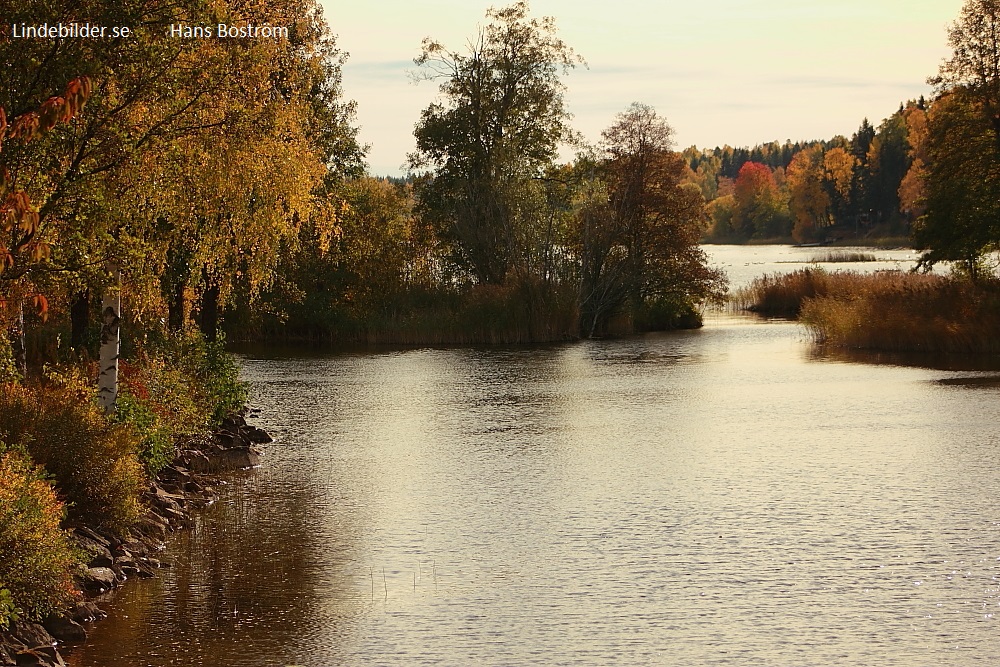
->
[71, 308, 1000, 666]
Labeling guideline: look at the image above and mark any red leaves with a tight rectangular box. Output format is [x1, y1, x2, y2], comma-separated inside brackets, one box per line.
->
[0, 75, 91, 144]
[1, 191, 39, 235]
[33, 294, 48, 322]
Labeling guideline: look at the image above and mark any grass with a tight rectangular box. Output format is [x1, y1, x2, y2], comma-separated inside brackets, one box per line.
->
[734, 268, 1000, 354]
[808, 250, 878, 263]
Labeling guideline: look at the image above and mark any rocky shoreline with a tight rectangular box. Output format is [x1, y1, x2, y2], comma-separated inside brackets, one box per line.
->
[0, 414, 272, 667]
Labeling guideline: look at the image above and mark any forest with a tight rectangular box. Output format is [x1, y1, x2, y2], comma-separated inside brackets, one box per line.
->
[3, 0, 1000, 641]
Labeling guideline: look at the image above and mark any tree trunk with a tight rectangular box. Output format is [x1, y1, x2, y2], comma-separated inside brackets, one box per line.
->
[168, 280, 186, 330]
[200, 270, 220, 343]
[70, 289, 90, 349]
[9, 303, 26, 377]
[98, 265, 121, 415]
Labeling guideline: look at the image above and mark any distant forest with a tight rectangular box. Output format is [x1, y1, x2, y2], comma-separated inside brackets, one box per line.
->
[680, 99, 929, 243]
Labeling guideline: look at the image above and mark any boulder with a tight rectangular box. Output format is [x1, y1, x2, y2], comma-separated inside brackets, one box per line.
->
[133, 514, 169, 539]
[240, 425, 273, 444]
[70, 532, 112, 564]
[69, 602, 106, 624]
[9, 624, 54, 651]
[78, 567, 117, 593]
[208, 447, 260, 471]
[13, 646, 65, 666]
[41, 615, 86, 643]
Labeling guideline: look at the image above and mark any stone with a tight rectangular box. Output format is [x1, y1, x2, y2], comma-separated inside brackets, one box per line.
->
[73, 527, 110, 548]
[214, 430, 242, 449]
[133, 511, 169, 539]
[207, 447, 260, 471]
[9, 623, 54, 651]
[69, 602, 106, 624]
[182, 451, 213, 473]
[240, 425, 273, 444]
[41, 616, 86, 644]
[71, 533, 112, 563]
[88, 553, 113, 568]
[78, 567, 117, 593]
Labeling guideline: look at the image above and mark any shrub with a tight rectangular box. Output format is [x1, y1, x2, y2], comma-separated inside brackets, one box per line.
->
[0, 381, 145, 531]
[0, 336, 18, 383]
[144, 329, 248, 427]
[0, 445, 81, 623]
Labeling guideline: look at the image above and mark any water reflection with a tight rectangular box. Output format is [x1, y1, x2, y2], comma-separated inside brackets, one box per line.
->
[72, 283, 1000, 666]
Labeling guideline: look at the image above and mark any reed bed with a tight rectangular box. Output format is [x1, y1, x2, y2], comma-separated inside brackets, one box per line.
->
[734, 268, 1000, 353]
[808, 250, 878, 263]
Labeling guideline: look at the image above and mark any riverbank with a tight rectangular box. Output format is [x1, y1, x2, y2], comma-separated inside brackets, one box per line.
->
[0, 414, 271, 667]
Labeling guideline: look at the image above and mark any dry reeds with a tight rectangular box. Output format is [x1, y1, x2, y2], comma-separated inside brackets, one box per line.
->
[735, 268, 1000, 353]
[731, 267, 835, 316]
[808, 250, 877, 263]
[802, 276, 1000, 354]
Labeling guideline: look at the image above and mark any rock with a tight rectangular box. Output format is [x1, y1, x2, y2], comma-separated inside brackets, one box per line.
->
[182, 451, 213, 473]
[207, 447, 260, 471]
[87, 553, 113, 568]
[73, 527, 110, 548]
[41, 615, 86, 644]
[69, 602, 106, 624]
[9, 624, 54, 651]
[3, 623, 65, 665]
[240, 425, 273, 444]
[133, 510, 170, 539]
[14, 646, 65, 666]
[220, 415, 247, 432]
[70, 532, 112, 563]
[214, 430, 242, 449]
[78, 567, 117, 593]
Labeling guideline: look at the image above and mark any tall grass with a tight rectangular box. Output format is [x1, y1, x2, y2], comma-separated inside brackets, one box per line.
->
[735, 268, 1000, 353]
[731, 268, 834, 316]
[802, 277, 1000, 353]
[239, 279, 583, 345]
[809, 250, 877, 263]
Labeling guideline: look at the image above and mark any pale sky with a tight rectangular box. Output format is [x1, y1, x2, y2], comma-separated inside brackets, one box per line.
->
[321, 0, 964, 176]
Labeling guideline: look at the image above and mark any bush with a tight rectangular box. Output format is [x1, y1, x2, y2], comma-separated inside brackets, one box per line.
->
[0, 336, 18, 383]
[0, 445, 81, 623]
[0, 381, 145, 531]
[144, 329, 248, 427]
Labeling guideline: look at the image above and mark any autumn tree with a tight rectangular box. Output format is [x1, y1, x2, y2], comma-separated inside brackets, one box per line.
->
[574, 104, 724, 336]
[932, 0, 1000, 148]
[409, 1, 582, 285]
[732, 162, 790, 239]
[915, 0, 1000, 277]
[913, 92, 1000, 279]
[822, 146, 856, 223]
[898, 104, 930, 220]
[786, 147, 830, 243]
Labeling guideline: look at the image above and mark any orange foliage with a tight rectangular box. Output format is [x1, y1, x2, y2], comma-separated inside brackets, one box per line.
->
[0, 77, 91, 323]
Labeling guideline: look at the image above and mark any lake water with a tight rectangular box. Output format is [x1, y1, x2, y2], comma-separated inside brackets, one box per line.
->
[69, 247, 1000, 666]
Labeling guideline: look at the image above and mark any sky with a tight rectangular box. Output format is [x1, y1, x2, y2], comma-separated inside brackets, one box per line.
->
[321, 0, 965, 176]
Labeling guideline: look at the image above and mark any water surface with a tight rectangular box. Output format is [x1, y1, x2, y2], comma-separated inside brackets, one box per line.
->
[70, 248, 1000, 666]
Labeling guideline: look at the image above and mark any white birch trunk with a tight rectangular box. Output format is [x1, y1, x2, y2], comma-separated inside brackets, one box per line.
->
[98, 264, 121, 415]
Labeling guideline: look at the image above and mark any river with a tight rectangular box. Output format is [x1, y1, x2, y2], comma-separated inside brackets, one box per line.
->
[69, 246, 1000, 666]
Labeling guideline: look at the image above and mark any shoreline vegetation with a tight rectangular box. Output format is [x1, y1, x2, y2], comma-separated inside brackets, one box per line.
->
[735, 268, 1000, 355]
[0, 329, 272, 666]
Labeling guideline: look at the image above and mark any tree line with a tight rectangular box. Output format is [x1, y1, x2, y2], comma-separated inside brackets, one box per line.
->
[685, 104, 928, 244]
[5, 0, 1000, 372]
